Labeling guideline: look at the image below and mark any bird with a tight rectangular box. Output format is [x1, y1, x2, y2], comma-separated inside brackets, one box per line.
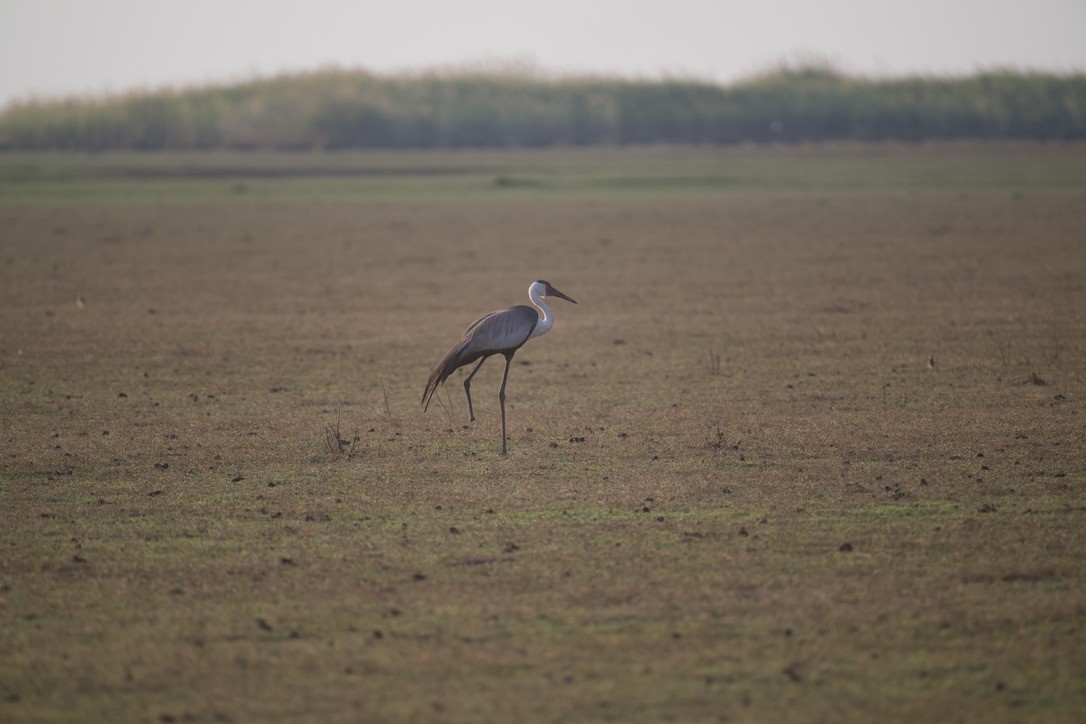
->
[422, 280, 577, 456]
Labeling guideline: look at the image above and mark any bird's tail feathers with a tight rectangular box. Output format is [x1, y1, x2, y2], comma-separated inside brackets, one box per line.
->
[421, 339, 468, 412]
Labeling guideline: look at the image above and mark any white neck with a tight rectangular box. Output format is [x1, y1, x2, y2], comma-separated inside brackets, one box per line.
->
[527, 284, 554, 340]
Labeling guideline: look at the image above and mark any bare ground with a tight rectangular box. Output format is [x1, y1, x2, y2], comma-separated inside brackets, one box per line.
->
[1, 144, 1084, 722]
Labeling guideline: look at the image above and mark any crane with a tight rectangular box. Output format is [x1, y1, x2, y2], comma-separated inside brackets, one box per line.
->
[422, 280, 577, 456]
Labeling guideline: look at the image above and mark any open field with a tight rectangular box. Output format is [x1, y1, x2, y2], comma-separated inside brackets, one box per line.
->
[1, 143, 1085, 722]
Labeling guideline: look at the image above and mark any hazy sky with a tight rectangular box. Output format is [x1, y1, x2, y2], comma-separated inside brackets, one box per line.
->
[2, 0, 1085, 108]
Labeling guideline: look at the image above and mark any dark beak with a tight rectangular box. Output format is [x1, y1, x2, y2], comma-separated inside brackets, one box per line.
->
[548, 286, 577, 304]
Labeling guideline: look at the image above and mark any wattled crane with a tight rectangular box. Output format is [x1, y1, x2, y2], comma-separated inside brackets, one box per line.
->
[422, 280, 577, 455]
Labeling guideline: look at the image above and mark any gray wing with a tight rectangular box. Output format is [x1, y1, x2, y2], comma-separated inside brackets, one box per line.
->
[422, 305, 539, 410]
[460, 305, 540, 358]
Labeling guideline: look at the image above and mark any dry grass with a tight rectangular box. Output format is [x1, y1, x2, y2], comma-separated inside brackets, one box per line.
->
[1, 143, 1084, 722]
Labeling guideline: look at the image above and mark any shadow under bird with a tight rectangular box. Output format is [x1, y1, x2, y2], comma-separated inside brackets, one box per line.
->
[422, 280, 577, 456]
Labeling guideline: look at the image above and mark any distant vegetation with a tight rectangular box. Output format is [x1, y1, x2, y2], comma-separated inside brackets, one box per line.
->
[2, 63, 1085, 150]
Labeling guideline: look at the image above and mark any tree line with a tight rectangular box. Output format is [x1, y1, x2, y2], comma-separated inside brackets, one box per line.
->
[2, 65, 1084, 150]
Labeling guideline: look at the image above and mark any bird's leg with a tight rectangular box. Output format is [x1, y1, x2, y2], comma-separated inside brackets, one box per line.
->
[463, 358, 487, 422]
[498, 352, 514, 456]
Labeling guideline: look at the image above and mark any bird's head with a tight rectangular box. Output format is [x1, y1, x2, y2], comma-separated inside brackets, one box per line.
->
[533, 280, 577, 304]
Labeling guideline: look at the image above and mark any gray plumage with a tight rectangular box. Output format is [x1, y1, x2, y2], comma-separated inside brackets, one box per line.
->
[422, 280, 576, 456]
[421, 304, 539, 411]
